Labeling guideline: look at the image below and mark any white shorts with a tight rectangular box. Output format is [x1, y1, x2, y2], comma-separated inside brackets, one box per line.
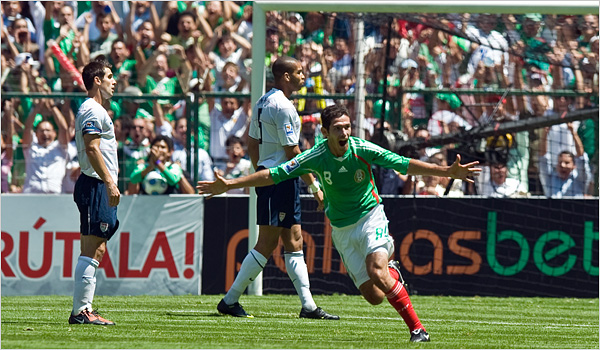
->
[331, 204, 394, 288]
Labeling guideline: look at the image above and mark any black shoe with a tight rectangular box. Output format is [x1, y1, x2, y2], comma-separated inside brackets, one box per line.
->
[299, 307, 340, 320]
[68, 309, 115, 325]
[388, 260, 406, 285]
[410, 328, 430, 342]
[217, 299, 253, 318]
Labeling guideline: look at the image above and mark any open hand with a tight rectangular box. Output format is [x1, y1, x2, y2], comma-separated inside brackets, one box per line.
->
[196, 172, 228, 199]
[448, 154, 481, 184]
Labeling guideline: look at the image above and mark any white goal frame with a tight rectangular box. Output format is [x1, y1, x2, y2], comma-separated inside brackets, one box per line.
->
[246, 0, 599, 295]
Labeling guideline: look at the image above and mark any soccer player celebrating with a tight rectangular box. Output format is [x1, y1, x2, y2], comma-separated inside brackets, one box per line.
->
[215, 56, 338, 320]
[198, 104, 481, 342]
[70, 58, 119, 325]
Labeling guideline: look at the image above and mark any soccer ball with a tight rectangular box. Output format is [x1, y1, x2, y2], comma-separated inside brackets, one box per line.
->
[142, 171, 168, 195]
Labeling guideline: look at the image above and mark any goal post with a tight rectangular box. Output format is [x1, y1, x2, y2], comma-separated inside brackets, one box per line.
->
[247, 0, 599, 295]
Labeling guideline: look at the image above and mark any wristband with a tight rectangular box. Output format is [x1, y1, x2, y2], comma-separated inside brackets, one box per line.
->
[155, 160, 161, 166]
[308, 181, 320, 194]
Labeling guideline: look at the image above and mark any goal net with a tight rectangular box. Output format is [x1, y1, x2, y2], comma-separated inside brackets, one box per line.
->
[248, 2, 598, 296]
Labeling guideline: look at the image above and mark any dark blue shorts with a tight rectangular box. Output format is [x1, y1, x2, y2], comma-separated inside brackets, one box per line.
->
[73, 174, 119, 241]
[255, 166, 301, 229]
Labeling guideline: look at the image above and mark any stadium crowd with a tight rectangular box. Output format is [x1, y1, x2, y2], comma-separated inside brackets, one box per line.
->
[1, 1, 598, 197]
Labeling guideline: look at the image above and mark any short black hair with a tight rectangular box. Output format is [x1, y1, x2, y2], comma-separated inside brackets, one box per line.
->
[82, 58, 112, 91]
[226, 135, 244, 148]
[320, 104, 349, 130]
[151, 135, 174, 152]
[272, 56, 299, 81]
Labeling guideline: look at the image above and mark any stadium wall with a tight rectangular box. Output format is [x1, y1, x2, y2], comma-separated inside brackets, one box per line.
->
[1, 195, 597, 297]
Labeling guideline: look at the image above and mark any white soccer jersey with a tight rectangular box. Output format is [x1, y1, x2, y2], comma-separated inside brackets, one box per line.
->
[248, 88, 301, 168]
[75, 98, 119, 183]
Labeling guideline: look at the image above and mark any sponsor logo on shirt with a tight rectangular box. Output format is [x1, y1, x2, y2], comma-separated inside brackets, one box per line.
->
[283, 159, 300, 174]
[284, 123, 294, 136]
[339, 166, 348, 173]
[354, 169, 365, 183]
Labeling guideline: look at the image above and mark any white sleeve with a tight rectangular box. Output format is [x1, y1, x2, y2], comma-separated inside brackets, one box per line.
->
[80, 105, 103, 135]
[275, 107, 299, 146]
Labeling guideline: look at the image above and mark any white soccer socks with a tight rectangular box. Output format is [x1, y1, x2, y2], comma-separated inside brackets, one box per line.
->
[223, 249, 267, 305]
[72, 256, 99, 315]
[285, 251, 317, 312]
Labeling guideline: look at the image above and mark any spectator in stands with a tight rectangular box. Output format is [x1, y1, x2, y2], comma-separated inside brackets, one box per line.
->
[136, 44, 190, 119]
[6, 17, 40, 61]
[465, 13, 509, 76]
[400, 59, 427, 128]
[123, 117, 151, 193]
[2, 1, 36, 42]
[129, 20, 158, 60]
[162, 10, 203, 50]
[89, 12, 120, 60]
[129, 135, 194, 195]
[539, 123, 591, 198]
[108, 39, 136, 90]
[209, 96, 250, 171]
[75, 1, 120, 42]
[264, 26, 281, 68]
[428, 93, 470, 137]
[476, 160, 528, 198]
[125, 1, 156, 34]
[21, 99, 69, 193]
[215, 135, 251, 194]
[173, 117, 215, 182]
[204, 21, 251, 87]
[299, 114, 320, 151]
[214, 61, 248, 95]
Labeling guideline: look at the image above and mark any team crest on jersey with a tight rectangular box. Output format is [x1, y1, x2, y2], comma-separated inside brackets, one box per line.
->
[279, 212, 286, 222]
[354, 169, 366, 183]
[283, 159, 300, 174]
[100, 222, 109, 232]
[284, 123, 294, 136]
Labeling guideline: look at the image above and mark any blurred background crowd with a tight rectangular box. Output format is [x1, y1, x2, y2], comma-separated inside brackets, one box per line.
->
[1, 1, 598, 197]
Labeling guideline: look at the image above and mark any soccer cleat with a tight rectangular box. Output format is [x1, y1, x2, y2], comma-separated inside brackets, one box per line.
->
[388, 260, 406, 286]
[299, 307, 340, 320]
[217, 299, 253, 318]
[68, 309, 115, 325]
[410, 328, 430, 342]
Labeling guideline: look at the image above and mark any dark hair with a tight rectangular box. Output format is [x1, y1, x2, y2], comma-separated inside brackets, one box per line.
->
[226, 135, 244, 148]
[558, 150, 575, 162]
[151, 135, 174, 152]
[320, 104, 349, 130]
[82, 58, 112, 91]
[178, 11, 197, 23]
[272, 56, 298, 81]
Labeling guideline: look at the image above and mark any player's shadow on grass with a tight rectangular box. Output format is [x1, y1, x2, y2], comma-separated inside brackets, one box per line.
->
[164, 311, 223, 318]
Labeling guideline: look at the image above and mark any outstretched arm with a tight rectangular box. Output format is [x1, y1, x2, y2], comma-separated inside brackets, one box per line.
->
[406, 154, 481, 183]
[197, 168, 274, 199]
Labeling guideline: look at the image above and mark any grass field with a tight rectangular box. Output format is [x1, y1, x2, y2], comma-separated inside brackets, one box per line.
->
[1, 294, 598, 349]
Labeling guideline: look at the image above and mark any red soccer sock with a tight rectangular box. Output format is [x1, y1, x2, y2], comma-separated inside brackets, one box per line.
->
[385, 280, 424, 332]
[388, 266, 399, 281]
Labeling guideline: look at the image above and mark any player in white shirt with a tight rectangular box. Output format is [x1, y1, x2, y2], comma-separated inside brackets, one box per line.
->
[216, 56, 338, 320]
[70, 59, 118, 326]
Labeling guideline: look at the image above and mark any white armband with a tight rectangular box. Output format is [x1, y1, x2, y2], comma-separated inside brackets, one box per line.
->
[308, 181, 320, 194]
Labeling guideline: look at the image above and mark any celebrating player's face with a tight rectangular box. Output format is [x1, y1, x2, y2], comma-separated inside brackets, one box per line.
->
[323, 114, 351, 157]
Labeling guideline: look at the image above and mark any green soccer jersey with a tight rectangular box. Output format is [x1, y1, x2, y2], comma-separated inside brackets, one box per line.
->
[270, 137, 410, 227]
